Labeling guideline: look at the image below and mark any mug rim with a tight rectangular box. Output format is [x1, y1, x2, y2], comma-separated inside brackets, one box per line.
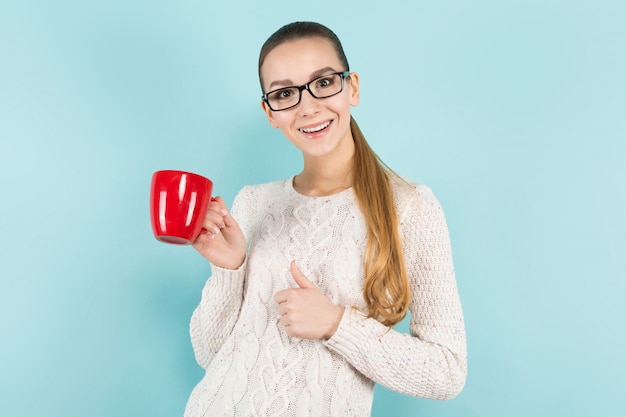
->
[154, 169, 212, 183]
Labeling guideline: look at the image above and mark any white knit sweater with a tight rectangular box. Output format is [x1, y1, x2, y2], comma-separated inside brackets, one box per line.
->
[184, 177, 466, 417]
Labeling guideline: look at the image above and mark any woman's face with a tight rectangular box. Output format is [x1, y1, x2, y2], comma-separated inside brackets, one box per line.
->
[260, 37, 360, 161]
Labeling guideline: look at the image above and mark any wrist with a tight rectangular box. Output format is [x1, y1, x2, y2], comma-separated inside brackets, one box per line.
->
[324, 305, 345, 340]
[224, 255, 246, 270]
[212, 255, 246, 272]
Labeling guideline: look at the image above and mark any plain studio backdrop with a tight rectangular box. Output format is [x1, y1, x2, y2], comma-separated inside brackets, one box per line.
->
[1, 1, 624, 416]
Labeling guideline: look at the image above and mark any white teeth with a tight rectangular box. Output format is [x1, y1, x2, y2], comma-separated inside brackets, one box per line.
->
[299, 121, 330, 133]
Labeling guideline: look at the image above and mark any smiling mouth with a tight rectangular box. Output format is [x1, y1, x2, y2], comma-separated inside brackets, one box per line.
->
[299, 120, 332, 133]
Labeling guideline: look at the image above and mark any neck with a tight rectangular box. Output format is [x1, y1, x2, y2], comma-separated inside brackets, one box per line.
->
[295, 142, 355, 197]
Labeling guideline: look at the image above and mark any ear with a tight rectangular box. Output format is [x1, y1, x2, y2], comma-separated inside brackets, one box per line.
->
[260, 100, 279, 128]
[347, 72, 360, 107]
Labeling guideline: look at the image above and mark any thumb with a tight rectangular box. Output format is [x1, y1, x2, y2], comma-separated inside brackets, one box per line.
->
[290, 261, 315, 289]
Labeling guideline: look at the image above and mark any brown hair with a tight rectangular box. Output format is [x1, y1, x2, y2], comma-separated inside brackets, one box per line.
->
[258, 22, 410, 327]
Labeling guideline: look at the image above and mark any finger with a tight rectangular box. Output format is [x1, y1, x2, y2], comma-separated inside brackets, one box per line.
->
[278, 314, 290, 328]
[211, 196, 242, 231]
[221, 211, 240, 230]
[206, 198, 227, 227]
[276, 304, 286, 315]
[274, 289, 289, 304]
[290, 261, 315, 289]
[211, 196, 229, 216]
[202, 210, 227, 234]
[192, 231, 213, 248]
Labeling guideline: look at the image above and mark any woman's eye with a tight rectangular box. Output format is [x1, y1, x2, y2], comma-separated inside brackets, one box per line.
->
[269, 89, 292, 102]
[316, 77, 333, 88]
[274, 89, 294, 100]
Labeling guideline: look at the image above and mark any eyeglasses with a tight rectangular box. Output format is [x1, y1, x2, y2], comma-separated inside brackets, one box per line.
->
[262, 71, 350, 111]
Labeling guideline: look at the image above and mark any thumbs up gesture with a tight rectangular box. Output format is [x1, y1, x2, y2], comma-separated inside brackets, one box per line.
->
[274, 261, 344, 340]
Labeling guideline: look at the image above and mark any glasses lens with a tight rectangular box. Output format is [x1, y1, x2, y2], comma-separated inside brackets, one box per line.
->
[310, 74, 343, 99]
[267, 87, 299, 111]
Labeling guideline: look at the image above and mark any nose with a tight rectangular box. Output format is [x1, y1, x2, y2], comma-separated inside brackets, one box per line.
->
[296, 88, 321, 116]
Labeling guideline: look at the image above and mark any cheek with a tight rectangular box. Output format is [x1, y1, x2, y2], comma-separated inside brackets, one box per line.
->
[272, 113, 293, 130]
[333, 99, 353, 121]
[336, 92, 354, 111]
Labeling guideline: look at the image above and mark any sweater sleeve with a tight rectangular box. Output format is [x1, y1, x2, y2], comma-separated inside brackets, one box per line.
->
[189, 262, 246, 369]
[323, 184, 467, 399]
[189, 187, 254, 370]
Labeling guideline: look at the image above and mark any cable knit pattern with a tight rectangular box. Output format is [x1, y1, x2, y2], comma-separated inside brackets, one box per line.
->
[184, 177, 466, 417]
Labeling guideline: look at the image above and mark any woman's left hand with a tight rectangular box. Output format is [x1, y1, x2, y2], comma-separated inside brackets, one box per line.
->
[274, 261, 344, 340]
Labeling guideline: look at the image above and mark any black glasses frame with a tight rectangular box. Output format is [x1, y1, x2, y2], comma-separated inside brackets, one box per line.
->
[262, 71, 350, 111]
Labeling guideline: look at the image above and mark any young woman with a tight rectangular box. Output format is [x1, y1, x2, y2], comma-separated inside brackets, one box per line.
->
[185, 21, 467, 417]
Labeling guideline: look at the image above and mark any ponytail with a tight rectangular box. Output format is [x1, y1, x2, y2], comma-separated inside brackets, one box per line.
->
[351, 116, 410, 327]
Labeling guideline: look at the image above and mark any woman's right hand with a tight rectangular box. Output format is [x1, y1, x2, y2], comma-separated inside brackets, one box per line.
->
[192, 196, 246, 270]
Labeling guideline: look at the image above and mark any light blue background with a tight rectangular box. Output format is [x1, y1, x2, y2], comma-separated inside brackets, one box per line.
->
[1, 0, 625, 416]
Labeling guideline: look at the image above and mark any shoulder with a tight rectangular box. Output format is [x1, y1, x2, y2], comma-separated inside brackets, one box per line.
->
[389, 175, 452, 238]
[231, 178, 290, 215]
[234, 178, 290, 201]
[390, 175, 441, 217]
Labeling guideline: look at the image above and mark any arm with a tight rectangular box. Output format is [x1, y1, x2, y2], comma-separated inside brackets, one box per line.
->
[189, 186, 255, 369]
[189, 262, 246, 369]
[323, 184, 467, 399]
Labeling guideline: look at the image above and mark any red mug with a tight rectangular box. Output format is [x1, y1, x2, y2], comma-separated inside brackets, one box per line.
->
[150, 170, 214, 245]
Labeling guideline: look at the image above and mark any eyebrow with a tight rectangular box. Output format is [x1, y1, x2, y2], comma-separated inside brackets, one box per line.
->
[268, 67, 338, 90]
